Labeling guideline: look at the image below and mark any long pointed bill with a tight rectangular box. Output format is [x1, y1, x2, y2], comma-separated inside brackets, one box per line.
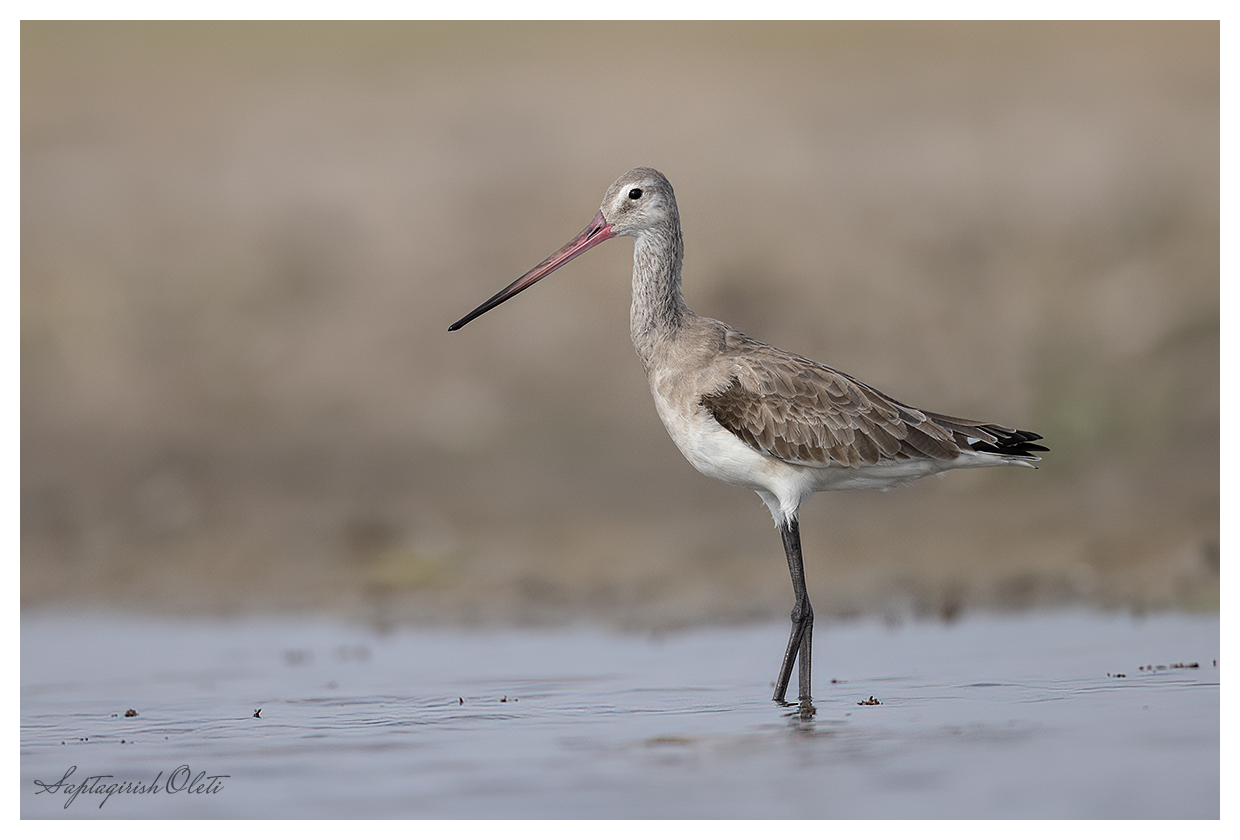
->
[449, 210, 616, 331]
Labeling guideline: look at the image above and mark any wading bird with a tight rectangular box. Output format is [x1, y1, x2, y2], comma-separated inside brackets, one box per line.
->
[449, 168, 1045, 718]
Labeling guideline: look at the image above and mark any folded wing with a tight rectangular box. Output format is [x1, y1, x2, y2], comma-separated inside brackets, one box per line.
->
[701, 330, 1046, 469]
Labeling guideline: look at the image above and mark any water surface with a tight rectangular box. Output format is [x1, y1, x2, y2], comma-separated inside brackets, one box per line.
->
[21, 610, 1219, 818]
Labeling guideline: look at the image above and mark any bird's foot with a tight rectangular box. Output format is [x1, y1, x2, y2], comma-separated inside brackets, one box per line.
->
[775, 696, 817, 720]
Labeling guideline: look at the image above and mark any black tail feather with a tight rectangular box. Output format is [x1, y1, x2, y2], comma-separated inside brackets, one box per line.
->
[970, 426, 1048, 458]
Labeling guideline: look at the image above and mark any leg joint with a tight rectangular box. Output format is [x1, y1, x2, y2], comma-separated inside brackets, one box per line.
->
[790, 599, 814, 624]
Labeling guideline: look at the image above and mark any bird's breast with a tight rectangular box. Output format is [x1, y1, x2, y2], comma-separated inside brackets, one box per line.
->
[648, 369, 800, 491]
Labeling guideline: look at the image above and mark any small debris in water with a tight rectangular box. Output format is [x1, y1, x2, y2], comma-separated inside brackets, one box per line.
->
[1138, 662, 1200, 672]
[1108, 672, 1127, 678]
[858, 695, 881, 706]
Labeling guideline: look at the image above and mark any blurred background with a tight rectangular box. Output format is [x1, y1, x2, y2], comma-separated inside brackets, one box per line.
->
[21, 21, 1218, 630]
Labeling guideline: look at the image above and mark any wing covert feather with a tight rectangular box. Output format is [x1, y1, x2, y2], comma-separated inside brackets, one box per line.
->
[700, 331, 1043, 468]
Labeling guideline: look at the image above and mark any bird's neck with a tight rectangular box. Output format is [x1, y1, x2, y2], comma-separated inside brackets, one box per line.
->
[629, 224, 689, 369]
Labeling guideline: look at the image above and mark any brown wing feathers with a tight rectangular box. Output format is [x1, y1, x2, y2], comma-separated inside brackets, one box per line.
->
[700, 336, 1044, 468]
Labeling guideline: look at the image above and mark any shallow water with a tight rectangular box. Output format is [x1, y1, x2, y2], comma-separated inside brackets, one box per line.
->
[21, 610, 1218, 818]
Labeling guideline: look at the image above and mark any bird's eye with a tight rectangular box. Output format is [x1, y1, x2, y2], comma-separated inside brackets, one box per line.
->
[628, 188, 643, 200]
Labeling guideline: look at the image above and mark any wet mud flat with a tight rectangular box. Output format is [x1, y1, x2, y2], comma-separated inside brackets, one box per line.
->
[21, 610, 1218, 818]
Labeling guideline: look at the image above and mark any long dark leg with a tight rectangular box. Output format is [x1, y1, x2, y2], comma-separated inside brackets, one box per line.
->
[773, 517, 815, 717]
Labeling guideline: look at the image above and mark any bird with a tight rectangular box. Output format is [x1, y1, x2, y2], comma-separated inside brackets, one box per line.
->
[449, 167, 1046, 719]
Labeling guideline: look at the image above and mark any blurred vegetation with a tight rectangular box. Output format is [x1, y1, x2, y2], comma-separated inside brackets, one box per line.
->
[21, 22, 1218, 627]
